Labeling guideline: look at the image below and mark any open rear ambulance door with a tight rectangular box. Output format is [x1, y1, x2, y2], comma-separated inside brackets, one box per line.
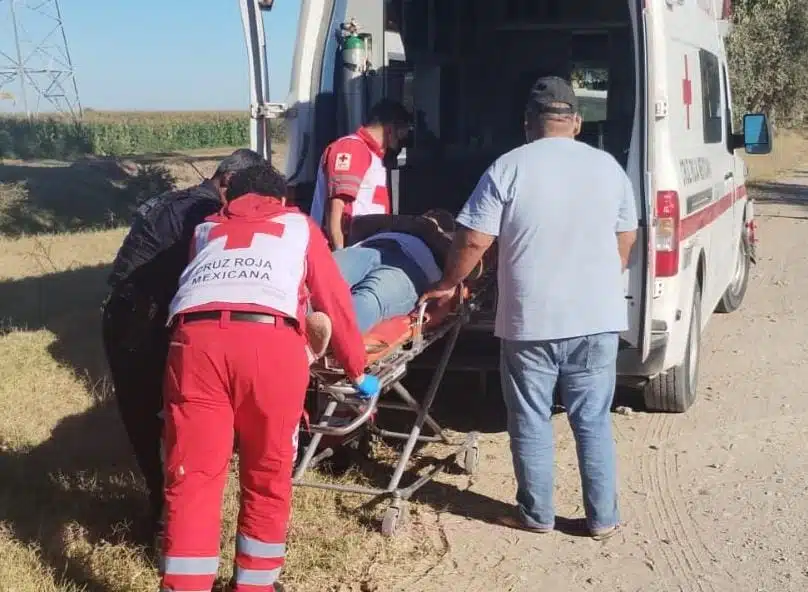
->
[620, 0, 654, 362]
[240, 0, 274, 161]
[634, 0, 655, 364]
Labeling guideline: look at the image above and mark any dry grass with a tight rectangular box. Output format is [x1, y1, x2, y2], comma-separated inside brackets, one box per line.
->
[0, 225, 447, 592]
[744, 128, 808, 183]
[0, 148, 448, 591]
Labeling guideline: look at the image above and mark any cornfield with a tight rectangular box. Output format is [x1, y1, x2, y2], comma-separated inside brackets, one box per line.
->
[0, 111, 287, 160]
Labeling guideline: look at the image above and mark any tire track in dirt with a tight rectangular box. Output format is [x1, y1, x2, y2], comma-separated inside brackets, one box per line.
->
[632, 409, 737, 592]
[631, 386, 751, 592]
[635, 413, 693, 589]
[655, 418, 721, 591]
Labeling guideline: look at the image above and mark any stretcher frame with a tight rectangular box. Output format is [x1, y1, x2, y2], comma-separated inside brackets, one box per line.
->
[293, 277, 493, 537]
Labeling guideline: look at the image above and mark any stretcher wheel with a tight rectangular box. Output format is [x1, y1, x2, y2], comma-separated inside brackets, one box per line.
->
[381, 500, 408, 537]
[463, 445, 480, 476]
[461, 432, 481, 476]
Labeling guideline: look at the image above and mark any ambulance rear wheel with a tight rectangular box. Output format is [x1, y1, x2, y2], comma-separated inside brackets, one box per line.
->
[643, 286, 702, 413]
[716, 236, 750, 313]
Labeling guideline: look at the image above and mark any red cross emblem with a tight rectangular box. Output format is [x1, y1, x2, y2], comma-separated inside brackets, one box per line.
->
[333, 151, 352, 171]
[208, 220, 286, 250]
[682, 55, 693, 130]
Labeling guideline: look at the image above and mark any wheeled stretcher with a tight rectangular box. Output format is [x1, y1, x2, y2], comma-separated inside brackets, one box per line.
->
[293, 273, 495, 536]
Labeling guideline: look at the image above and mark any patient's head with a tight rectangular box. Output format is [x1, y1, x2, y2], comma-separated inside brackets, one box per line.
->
[422, 208, 456, 238]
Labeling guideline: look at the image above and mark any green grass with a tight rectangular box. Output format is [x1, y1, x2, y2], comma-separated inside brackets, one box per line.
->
[0, 111, 286, 160]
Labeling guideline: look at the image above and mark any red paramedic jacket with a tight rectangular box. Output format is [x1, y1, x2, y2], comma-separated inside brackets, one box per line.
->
[174, 193, 367, 379]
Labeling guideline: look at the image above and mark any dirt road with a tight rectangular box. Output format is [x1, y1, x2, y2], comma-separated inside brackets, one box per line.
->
[377, 184, 808, 592]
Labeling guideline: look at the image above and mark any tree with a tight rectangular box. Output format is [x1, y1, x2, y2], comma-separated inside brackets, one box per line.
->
[727, 0, 808, 127]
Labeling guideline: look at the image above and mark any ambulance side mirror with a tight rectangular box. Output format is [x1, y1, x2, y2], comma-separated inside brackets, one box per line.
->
[737, 113, 773, 155]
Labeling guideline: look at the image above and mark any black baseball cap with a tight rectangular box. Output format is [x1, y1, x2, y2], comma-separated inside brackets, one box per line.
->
[526, 76, 579, 115]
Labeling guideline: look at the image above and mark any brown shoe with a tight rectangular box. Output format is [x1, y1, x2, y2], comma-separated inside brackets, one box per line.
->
[306, 312, 332, 360]
[591, 524, 620, 541]
[495, 513, 553, 534]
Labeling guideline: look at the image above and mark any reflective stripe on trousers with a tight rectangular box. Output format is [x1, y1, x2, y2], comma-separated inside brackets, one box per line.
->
[159, 555, 219, 591]
[233, 532, 284, 588]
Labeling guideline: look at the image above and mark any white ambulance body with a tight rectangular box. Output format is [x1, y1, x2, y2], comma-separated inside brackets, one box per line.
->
[240, 0, 772, 413]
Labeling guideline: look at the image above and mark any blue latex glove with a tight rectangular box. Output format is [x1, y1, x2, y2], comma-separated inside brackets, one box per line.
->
[353, 374, 381, 399]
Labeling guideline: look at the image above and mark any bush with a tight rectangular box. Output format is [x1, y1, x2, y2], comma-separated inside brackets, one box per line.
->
[0, 111, 287, 160]
[727, 0, 808, 127]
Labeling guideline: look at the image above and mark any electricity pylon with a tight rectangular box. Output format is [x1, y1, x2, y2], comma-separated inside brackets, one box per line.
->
[0, 0, 82, 118]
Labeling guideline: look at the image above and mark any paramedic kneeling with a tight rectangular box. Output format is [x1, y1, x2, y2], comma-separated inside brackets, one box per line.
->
[159, 164, 379, 592]
[309, 99, 413, 249]
[420, 76, 638, 540]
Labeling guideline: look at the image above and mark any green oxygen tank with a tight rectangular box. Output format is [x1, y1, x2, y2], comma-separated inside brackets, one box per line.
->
[341, 25, 370, 134]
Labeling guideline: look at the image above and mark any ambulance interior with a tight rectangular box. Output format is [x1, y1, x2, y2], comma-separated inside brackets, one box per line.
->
[378, 0, 641, 215]
[301, 0, 646, 346]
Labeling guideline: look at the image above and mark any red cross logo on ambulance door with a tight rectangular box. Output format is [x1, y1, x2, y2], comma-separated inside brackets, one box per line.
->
[682, 55, 693, 130]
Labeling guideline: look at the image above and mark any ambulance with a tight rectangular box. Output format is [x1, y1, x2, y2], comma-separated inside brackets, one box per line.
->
[239, 0, 772, 413]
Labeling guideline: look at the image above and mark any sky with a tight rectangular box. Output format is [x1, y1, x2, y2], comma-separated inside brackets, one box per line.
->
[53, 1, 300, 111]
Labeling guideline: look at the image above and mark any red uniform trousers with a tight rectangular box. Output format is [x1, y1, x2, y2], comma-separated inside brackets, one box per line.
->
[159, 311, 309, 592]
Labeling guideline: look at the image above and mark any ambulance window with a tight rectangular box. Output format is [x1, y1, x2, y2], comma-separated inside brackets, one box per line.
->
[699, 49, 723, 144]
[571, 65, 609, 123]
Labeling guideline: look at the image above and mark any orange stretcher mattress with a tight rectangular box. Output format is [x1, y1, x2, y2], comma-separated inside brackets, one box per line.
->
[361, 285, 471, 364]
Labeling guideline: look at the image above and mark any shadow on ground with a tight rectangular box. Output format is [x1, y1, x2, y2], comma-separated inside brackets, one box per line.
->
[0, 157, 178, 237]
[0, 263, 113, 388]
[305, 334, 642, 539]
[749, 180, 808, 207]
[0, 401, 152, 591]
[0, 264, 154, 591]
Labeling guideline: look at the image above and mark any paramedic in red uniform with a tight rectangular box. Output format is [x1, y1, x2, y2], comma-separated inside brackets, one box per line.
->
[309, 99, 414, 249]
[158, 163, 380, 592]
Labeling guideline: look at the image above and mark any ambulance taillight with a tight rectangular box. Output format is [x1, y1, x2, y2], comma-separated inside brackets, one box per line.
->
[655, 190, 681, 277]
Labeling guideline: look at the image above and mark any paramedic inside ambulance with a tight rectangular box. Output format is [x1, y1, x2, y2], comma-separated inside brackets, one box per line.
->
[309, 99, 414, 249]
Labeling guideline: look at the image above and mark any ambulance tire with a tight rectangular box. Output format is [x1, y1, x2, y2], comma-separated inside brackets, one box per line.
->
[643, 286, 702, 413]
[716, 236, 751, 314]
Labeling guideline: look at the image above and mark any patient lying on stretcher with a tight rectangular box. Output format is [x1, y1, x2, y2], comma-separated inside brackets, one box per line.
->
[306, 209, 487, 360]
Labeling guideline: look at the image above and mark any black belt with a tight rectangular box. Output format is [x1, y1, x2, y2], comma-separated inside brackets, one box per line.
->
[176, 310, 296, 327]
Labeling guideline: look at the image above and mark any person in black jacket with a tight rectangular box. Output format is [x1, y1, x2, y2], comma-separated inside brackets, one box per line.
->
[101, 148, 266, 542]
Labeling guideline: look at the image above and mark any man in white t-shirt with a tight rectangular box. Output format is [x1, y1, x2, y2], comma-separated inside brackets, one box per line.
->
[332, 209, 484, 333]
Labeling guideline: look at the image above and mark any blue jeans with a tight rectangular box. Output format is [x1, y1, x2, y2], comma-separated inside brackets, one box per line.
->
[500, 333, 620, 531]
[332, 243, 430, 333]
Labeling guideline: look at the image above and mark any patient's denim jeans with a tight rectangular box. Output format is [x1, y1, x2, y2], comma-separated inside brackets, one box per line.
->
[333, 243, 430, 333]
[500, 333, 620, 532]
